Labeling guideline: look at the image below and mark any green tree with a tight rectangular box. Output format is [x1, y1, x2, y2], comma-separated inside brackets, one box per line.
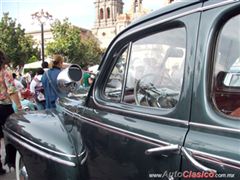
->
[0, 13, 39, 67]
[82, 37, 103, 66]
[46, 18, 102, 66]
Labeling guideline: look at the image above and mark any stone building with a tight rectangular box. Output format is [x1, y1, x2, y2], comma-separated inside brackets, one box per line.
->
[92, 0, 174, 49]
[27, 0, 174, 52]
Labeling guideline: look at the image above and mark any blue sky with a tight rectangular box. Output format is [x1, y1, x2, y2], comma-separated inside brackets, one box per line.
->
[0, 0, 167, 32]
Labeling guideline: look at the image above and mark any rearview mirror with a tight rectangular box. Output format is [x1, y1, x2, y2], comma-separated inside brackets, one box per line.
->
[223, 72, 240, 87]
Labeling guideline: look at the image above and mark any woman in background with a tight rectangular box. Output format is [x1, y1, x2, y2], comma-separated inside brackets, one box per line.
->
[0, 50, 22, 175]
[41, 55, 64, 109]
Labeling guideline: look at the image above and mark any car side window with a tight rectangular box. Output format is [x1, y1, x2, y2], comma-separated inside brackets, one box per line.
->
[104, 47, 128, 101]
[123, 27, 186, 109]
[212, 14, 240, 118]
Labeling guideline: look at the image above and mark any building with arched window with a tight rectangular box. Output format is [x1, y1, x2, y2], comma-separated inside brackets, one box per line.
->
[92, 0, 174, 49]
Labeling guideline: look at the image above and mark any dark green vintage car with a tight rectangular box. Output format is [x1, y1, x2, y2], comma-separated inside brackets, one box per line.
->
[3, 0, 240, 179]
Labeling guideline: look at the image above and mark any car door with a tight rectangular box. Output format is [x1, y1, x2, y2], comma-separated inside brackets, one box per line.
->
[182, 1, 240, 179]
[79, 3, 202, 180]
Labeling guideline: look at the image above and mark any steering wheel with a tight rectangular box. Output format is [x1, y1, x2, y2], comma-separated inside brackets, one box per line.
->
[134, 73, 179, 108]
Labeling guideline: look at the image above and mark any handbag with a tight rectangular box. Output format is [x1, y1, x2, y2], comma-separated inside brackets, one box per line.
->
[36, 91, 45, 101]
[33, 77, 45, 102]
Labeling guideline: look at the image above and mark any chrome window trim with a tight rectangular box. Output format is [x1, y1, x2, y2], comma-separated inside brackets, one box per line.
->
[5, 131, 76, 167]
[190, 122, 240, 133]
[123, 0, 237, 38]
[81, 151, 88, 165]
[201, 0, 239, 11]
[188, 148, 240, 170]
[92, 0, 238, 126]
[78, 148, 87, 157]
[63, 108, 171, 147]
[120, 42, 132, 102]
[5, 128, 77, 158]
[93, 91, 189, 125]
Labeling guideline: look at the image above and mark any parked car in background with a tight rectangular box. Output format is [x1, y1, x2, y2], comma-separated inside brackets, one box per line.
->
[3, 0, 240, 179]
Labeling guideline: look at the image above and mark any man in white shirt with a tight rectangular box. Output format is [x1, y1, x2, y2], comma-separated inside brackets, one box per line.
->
[30, 68, 45, 110]
[12, 73, 24, 91]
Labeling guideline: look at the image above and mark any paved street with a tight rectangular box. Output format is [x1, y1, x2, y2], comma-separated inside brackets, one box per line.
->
[1, 139, 16, 180]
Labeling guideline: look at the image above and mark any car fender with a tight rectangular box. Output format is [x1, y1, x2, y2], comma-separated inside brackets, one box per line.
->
[3, 109, 82, 168]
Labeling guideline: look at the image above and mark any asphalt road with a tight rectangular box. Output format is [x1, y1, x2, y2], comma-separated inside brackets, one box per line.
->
[1, 139, 16, 180]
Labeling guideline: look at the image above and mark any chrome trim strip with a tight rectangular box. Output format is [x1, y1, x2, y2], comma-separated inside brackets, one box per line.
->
[201, 0, 239, 11]
[63, 108, 170, 147]
[190, 122, 240, 133]
[120, 43, 132, 102]
[98, 100, 188, 125]
[123, 0, 237, 37]
[92, 91, 188, 126]
[182, 147, 216, 172]
[195, 155, 240, 170]
[145, 144, 179, 155]
[81, 151, 88, 165]
[96, 102, 188, 125]
[89, 1, 239, 127]
[78, 148, 86, 157]
[188, 148, 240, 169]
[6, 128, 76, 158]
[6, 132, 76, 167]
[92, 1, 238, 122]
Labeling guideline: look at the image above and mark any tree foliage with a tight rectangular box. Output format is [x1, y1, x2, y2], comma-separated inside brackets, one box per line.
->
[0, 13, 39, 67]
[81, 37, 103, 66]
[46, 18, 102, 67]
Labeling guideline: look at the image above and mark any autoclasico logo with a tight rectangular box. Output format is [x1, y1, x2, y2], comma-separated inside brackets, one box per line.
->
[183, 171, 215, 178]
[149, 171, 235, 179]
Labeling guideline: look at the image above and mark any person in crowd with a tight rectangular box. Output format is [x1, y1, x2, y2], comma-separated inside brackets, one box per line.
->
[17, 73, 24, 86]
[12, 73, 24, 92]
[30, 68, 45, 110]
[12, 72, 29, 112]
[82, 66, 93, 87]
[12, 89, 36, 112]
[0, 50, 22, 175]
[41, 55, 64, 109]
[18, 73, 23, 80]
[20, 74, 28, 88]
[41, 61, 49, 71]
[24, 71, 32, 84]
[20, 72, 32, 90]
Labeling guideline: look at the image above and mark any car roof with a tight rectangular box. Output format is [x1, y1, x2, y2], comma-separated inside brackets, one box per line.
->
[128, 0, 205, 27]
[105, 0, 207, 55]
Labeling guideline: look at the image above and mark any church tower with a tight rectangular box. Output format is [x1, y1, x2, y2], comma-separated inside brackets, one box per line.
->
[130, 0, 143, 14]
[93, 0, 123, 27]
[92, 0, 154, 49]
[92, 0, 124, 48]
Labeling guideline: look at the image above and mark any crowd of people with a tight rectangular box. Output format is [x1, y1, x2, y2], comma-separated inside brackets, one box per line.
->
[0, 49, 97, 175]
[0, 50, 65, 175]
